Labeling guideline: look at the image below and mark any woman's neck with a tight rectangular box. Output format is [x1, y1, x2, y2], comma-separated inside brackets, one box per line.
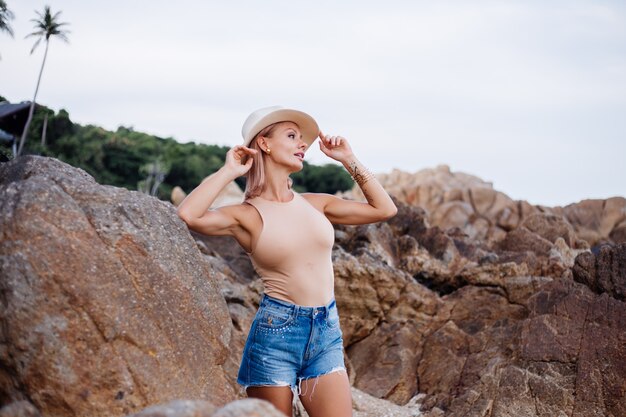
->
[260, 170, 293, 202]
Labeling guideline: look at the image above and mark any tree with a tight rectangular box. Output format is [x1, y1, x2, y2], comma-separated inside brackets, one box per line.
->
[0, 0, 14, 59]
[0, 1, 14, 36]
[17, 5, 69, 156]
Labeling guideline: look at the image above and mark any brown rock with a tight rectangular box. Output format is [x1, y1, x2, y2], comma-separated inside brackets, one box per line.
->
[126, 400, 217, 417]
[0, 156, 235, 417]
[4, 156, 624, 417]
[490, 363, 576, 417]
[498, 227, 553, 257]
[572, 243, 626, 300]
[332, 248, 408, 345]
[563, 197, 626, 246]
[521, 213, 576, 247]
[348, 321, 422, 404]
[609, 219, 626, 243]
[369, 166, 625, 248]
[417, 286, 527, 412]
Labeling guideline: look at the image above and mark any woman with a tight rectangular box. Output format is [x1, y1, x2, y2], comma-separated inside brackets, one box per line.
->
[177, 106, 397, 417]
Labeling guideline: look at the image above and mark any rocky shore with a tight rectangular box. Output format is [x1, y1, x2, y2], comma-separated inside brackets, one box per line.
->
[1, 156, 624, 416]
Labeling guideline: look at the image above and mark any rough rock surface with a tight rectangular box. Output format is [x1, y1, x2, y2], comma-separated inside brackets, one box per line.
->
[126, 400, 217, 417]
[125, 398, 285, 417]
[0, 156, 235, 416]
[350, 166, 626, 248]
[572, 244, 626, 300]
[1, 156, 625, 417]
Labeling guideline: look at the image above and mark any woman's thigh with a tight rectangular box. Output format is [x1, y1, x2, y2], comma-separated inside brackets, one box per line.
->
[247, 385, 294, 417]
[299, 369, 352, 417]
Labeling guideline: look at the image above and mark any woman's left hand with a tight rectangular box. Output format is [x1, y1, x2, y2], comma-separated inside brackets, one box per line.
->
[318, 131, 354, 163]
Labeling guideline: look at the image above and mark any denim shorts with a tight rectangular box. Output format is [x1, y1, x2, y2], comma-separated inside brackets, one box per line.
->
[237, 293, 346, 400]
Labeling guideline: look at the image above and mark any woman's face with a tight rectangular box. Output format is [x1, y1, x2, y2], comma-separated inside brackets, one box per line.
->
[262, 121, 307, 172]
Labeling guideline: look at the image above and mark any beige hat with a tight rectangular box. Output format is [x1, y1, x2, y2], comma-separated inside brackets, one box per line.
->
[241, 105, 319, 147]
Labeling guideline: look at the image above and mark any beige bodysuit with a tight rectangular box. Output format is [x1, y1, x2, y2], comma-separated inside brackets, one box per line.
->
[245, 192, 335, 307]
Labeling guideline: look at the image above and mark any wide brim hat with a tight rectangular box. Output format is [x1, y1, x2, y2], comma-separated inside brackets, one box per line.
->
[241, 105, 319, 147]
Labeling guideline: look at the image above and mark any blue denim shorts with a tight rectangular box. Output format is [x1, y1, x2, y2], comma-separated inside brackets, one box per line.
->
[237, 293, 346, 399]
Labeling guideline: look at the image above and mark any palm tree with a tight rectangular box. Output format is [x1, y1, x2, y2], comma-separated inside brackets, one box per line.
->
[0, 1, 14, 37]
[0, 0, 15, 59]
[17, 5, 69, 157]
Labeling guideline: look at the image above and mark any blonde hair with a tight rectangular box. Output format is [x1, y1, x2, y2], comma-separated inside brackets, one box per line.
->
[244, 122, 284, 199]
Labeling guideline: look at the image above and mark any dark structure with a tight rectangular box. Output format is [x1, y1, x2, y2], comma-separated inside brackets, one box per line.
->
[0, 101, 34, 161]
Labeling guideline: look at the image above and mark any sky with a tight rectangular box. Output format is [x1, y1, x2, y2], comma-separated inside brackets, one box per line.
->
[1, 0, 625, 207]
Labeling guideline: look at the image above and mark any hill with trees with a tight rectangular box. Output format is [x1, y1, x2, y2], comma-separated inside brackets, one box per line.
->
[0, 95, 353, 200]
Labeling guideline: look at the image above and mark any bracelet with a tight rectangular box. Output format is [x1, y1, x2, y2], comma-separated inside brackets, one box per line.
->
[348, 161, 374, 187]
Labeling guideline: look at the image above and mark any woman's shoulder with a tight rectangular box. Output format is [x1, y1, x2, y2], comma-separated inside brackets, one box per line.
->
[218, 201, 258, 217]
[301, 192, 335, 211]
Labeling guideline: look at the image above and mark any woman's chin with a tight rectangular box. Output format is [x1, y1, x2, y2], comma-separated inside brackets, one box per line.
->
[286, 160, 304, 173]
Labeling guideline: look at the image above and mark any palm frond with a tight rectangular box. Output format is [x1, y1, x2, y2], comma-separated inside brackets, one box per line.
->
[26, 5, 70, 53]
[0, 0, 15, 37]
[29, 37, 42, 54]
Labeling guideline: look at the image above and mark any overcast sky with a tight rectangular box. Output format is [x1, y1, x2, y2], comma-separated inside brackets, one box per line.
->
[1, 0, 625, 206]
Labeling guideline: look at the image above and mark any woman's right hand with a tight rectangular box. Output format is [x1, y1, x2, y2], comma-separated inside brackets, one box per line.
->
[224, 145, 258, 177]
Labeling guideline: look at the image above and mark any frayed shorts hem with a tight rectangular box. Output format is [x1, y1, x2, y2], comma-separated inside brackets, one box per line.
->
[238, 365, 347, 402]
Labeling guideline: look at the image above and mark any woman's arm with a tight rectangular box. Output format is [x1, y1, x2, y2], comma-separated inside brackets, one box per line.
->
[308, 133, 397, 225]
[176, 145, 257, 237]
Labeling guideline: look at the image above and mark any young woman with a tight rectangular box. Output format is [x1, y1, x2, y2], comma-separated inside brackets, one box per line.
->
[177, 106, 397, 417]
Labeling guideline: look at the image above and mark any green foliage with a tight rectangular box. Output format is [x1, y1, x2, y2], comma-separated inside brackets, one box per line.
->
[0, 99, 354, 199]
[291, 161, 353, 194]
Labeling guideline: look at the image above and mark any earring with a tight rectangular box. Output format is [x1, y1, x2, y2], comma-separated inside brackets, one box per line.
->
[266, 148, 271, 154]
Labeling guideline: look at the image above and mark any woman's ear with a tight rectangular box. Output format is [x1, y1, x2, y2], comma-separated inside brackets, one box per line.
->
[257, 136, 271, 153]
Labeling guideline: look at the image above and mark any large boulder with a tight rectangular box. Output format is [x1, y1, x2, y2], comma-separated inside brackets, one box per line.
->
[0, 156, 235, 416]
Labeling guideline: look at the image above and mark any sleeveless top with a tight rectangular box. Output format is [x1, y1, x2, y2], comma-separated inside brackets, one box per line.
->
[244, 192, 335, 307]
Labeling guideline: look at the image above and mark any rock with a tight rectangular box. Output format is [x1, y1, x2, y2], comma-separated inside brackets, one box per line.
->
[171, 181, 243, 209]
[516, 279, 626, 417]
[0, 156, 235, 417]
[520, 213, 576, 247]
[2, 156, 625, 417]
[609, 219, 626, 243]
[562, 197, 626, 247]
[349, 387, 424, 417]
[498, 227, 553, 257]
[126, 400, 217, 417]
[0, 401, 42, 417]
[171, 186, 186, 207]
[417, 286, 527, 413]
[359, 166, 532, 246]
[572, 243, 626, 300]
[211, 398, 284, 417]
[125, 399, 285, 417]
[292, 387, 427, 417]
[348, 320, 422, 404]
[367, 167, 625, 248]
